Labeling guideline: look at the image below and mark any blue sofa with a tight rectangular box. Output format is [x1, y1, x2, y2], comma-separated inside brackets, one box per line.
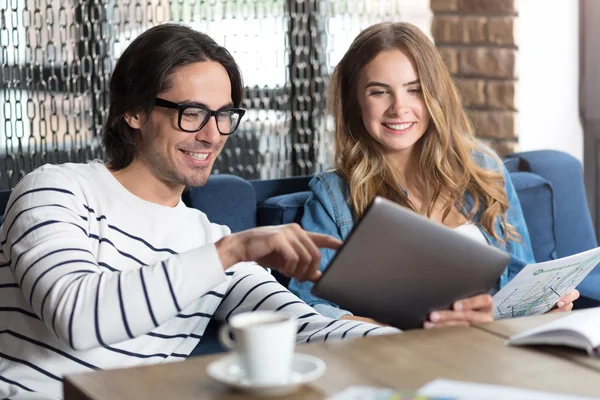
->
[0, 150, 598, 357]
[185, 150, 600, 305]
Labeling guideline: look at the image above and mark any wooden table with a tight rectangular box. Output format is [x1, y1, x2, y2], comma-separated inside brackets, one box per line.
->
[64, 312, 600, 400]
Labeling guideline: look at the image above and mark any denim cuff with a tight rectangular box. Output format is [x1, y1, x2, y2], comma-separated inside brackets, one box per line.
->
[313, 303, 353, 319]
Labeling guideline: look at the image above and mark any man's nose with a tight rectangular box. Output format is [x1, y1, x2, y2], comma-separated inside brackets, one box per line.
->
[195, 116, 221, 144]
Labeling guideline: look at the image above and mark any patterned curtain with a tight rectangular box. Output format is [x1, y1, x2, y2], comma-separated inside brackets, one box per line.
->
[0, 0, 428, 188]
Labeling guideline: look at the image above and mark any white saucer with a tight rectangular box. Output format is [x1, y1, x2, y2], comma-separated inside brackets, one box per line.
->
[207, 353, 326, 396]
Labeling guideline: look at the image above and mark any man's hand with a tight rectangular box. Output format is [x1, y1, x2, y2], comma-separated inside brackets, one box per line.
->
[548, 289, 580, 313]
[215, 223, 342, 283]
[423, 293, 494, 329]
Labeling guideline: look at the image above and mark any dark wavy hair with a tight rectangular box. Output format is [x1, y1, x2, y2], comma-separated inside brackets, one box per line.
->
[102, 23, 244, 170]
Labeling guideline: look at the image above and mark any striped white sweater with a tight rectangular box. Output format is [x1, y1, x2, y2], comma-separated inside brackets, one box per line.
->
[0, 161, 399, 399]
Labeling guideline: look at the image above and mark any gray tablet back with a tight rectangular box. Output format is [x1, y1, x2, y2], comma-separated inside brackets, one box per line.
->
[311, 196, 510, 330]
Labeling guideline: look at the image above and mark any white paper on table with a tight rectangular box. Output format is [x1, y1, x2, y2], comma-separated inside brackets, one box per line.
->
[418, 379, 600, 400]
[492, 247, 600, 319]
[325, 386, 397, 400]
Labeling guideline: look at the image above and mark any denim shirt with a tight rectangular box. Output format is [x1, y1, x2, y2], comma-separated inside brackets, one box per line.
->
[288, 148, 536, 319]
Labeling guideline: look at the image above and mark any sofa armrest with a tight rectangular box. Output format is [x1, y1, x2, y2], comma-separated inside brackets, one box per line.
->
[509, 150, 600, 302]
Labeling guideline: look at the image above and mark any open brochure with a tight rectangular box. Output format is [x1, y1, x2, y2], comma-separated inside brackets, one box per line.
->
[492, 247, 600, 319]
[507, 308, 600, 355]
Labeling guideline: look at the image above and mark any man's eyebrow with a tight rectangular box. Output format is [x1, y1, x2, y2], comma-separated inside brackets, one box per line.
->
[180, 100, 235, 109]
[403, 79, 420, 87]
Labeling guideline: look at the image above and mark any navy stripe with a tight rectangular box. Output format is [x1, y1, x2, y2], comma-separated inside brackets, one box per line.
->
[82, 203, 178, 256]
[11, 220, 87, 252]
[91, 235, 147, 266]
[362, 327, 379, 337]
[39, 272, 92, 322]
[0, 283, 18, 289]
[98, 262, 118, 271]
[220, 274, 252, 304]
[93, 274, 169, 359]
[68, 278, 85, 349]
[171, 353, 188, 358]
[81, 204, 103, 220]
[17, 247, 93, 287]
[0, 351, 62, 382]
[90, 209, 173, 258]
[162, 261, 181, 312]
[140, 268, 159, 327]
[117, 274, 134, 339]
[100, 345, 170, 359]
[225, 271, 235, 276]
[0, 262, 9, 269]
[341, 323, 361, 339]
[52, 298, 60, 335]
[190, 333, 203, 340]
[105, 347, 169, 359]
[0, 374, 34, 392]
[306, 320, 337, 343]
[0, 330, 100, 370]
[177, 312, 213, 319]
[298, 312, 318, 319]
[225, 281, 277, 320]
[275, 301, 304, 311]
[107, 224, 177, 254]
[251, 290, 288, 311]
[1, 204, 76, 246]
[93, 273, 105, 347]
[202, 291, 224, 299]
[325, 321, 351, 341]
[297, 322, 309, 334]
[28, 259, 96, 306]
[0, 307, 40, 320]
[50, 275, 87, 337]
[147, 332, 189, 340]
[4, 187, 76, 221]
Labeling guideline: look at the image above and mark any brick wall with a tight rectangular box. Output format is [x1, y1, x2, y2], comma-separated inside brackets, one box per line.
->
[430, 0, 518, 156]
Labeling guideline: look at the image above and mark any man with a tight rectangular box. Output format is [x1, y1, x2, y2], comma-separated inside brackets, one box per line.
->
[0, 24, 398, 399]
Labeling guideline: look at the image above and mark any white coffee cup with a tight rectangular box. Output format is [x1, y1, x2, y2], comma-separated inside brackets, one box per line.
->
[219, 311, 297, 385]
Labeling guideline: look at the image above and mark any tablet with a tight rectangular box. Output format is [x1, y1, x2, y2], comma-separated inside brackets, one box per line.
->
[311, 196, 510, 330]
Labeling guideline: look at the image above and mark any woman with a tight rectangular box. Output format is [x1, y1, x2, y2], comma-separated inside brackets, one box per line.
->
[289, 22, 579, 328]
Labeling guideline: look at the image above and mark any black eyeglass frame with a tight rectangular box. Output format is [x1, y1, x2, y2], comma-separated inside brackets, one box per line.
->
[153, 97, 246, 135]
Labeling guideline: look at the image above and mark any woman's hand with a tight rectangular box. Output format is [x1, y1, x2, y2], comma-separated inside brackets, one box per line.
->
[548, 289, 580, 313]
[424, 294, 494, 329]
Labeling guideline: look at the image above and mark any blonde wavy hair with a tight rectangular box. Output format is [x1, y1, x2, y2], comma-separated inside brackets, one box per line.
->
[329, 22, 517, 243]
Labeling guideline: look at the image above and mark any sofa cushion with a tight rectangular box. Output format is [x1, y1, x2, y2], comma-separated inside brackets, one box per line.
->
[251, 176, 311, 205]
[510, 171, 557, 262]
[257, 191, 310, 227]
[182, 174, 256, 233]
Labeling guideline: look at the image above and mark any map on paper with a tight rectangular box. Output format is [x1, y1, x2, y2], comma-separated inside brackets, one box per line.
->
[493, 247, 600, 319]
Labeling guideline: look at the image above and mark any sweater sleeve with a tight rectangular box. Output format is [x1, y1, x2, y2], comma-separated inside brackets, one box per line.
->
[1, 167, 227, 351]
[214, 264, 400, 341]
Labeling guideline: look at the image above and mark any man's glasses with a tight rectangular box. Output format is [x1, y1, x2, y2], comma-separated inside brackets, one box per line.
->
[154, 98, 246, 135]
